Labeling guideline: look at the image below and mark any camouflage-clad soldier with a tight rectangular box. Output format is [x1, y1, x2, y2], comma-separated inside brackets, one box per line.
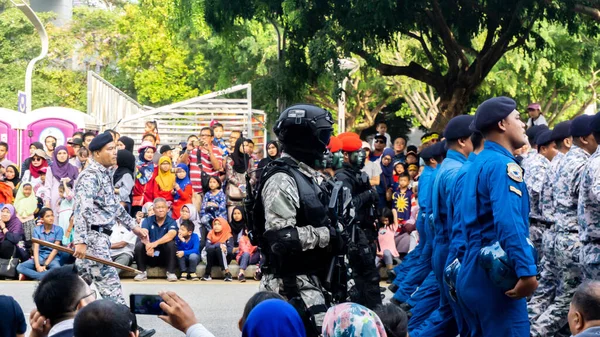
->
[528, 122, 571, 322]
[253, 104, 335, 337]
[530, 116, 596, 337]
[578, 112, 600, 281]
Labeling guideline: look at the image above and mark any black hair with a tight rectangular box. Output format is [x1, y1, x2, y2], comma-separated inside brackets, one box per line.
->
[142, 133, 157, 142]
[207, 175, 221, 190]
[200, 127, 214, 137]
[72, 132, 84, 139]
[244, 139, 255, 145]
[398, 172, 410, 180]
[212, 122, 224, 130]
[373, 303, 408, 337]
[471, 131, 484, 150]
[379, 208, 394, 229]
[33, 265, 87, 323]
[58, 181, 73, 192]
[187, 134, 198, 141]
[572, 281, 600, 321]
[230, 130, 242, 137]
[74, 299, 135, 337]
[145, 120, 158, 128]
[376, 121, 387, 127]
[180, 219, 195, 233]
[83, 131, 96, 140]
[0, 141, 7, 151]
[593, 131, 600, 144]
[38, 207, 53, 219]
[78, 147, 90, 157]
[240, 291, 285, 328]
[555, 138, 568, 151]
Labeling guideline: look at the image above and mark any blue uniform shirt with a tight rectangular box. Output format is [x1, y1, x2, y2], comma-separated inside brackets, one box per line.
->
[33, 225, 64, 261]
[461, 141, 537, 278]
[432, 149, 467, 243]
[418, 165, 437, 260]
[448, 152, 477, 261]
[142, 215, 178, 243]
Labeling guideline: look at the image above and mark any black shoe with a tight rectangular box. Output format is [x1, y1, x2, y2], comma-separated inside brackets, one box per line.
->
[386, 270, 396, 284]
[388, 283, 399, 293]
[224, 272, 233, 282]
[138, 326, 156, 337]
[380, 286, 386, 293]
[380, 293, 386, 300]
[399, 302, 413, 312]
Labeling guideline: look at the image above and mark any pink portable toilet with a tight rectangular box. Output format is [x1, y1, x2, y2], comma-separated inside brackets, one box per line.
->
[22, 107, 95, 161]
[0, 108, 22, 164]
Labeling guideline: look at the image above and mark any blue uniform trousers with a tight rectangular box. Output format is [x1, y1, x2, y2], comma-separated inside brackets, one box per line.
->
[392, 244, 420, 285]
[407, 271, 440, 331]
[393, 245, 432, 303]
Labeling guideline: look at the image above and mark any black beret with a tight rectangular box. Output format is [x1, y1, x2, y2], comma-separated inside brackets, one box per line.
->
[444, 115, 475, 141]
[88, 131, 113, 152]
[470, 96, 517, 132]
[592, 111, 600, 133]
[551, 121, 572, 141]
[535, 130, 553, 147]
[526, 125, 549, 145]
[570, 115, 594, 137]
[434, 140, 448, 157]
[419, 145, 435, 160]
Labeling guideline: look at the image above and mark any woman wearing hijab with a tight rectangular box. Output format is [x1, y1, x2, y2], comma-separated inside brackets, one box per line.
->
[242, 299, 306, 337]
[117, 136, 135, 153]
[322, 302, 388, 337]
[20, 142, 44, 179]
[176, 203, 202, 237]
[229, 205, 246, 245]
[114, 150, 136, 214]
[202, 217, 234, 281]
[132, 141, 157, 216]
[45, 145, 79, 215]
[225, 138, 256, 212]
[153, 156, 176, 203]
[14, 182, 37, 249]
[171, 164, 193, 219]
[0, 205, 28, 263]
[3, 164, 20, 191]
[377, 148, 395, 209]
[256, 140, 280, 185]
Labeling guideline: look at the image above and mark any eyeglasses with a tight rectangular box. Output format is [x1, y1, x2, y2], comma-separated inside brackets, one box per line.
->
[71, 290, 97, 311]
[374, 140, 385, 144]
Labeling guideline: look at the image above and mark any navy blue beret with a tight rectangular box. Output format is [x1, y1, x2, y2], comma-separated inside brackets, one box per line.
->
[444, 115, 475, 141]
[535, 130, 553, 146]
[551, 121, 572, 141]
[88, 131, 113, 152]
[433, 140, 448, 157]
[470, 96, 517, 132]
[591, 111, 600, 133]
[526, 125, 549, 145]
[419, 145, 435, 160]
[570, 115, 594, 137]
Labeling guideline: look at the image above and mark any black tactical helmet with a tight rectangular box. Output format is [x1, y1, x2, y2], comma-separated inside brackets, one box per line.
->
[273, 104, 334, 162]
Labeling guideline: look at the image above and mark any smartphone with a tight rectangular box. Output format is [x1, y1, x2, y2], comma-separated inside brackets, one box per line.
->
[130, 294, 166, 315]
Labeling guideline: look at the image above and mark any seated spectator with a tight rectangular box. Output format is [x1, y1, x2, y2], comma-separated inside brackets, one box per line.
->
[45, 145, 79, 216]
[56, 181, 74, 233]
[172, 164, 193, 220]
[229, 206, 246, 245]
[159, 145, 175, 163]
[392, 136, 407, 163]
[176, 220, 200, 281]
[142, 202, 155, 217]
[361, 141, 381, 186]
[14, 183, 37, 249]
[74, 299, 138, 337]
[200, 176, 227, 248]
[153, 156, 176, 203]
[134, 198, 178, 282]
[242, 299, 306, 337]
[0, 206, 26, 263]
[110, 221, 137, 276]
[158, 291, 215, 337]
[238, 291, 285, 330]
[82, 131, 95, 149]
[407, 163, 419, 185]
[256, 140, 280, 184]
[236, 228, 261, 282]
[177, 203, 202, 238]
[60, 214, 76, 265]
[201, 217, 233, 282]
[29, 265, 96, 337]
[373, 303, 409, 337]
[568, 281, 600, 337]
[142, 133, 158, 148]
[20, 142, 44, 179]
[21, 149, 48, 188]
[132, 142, 157, 215]
[0, 295, 27, 337]
[392, 161, 406, 183]
[322, 302, 387, 337]
[17, 208, 63, 280]
[4, 164, 20, 192]
[377, 208, 399, 282]
[116, 136, 135, 153]
[114, 150, 136, 214]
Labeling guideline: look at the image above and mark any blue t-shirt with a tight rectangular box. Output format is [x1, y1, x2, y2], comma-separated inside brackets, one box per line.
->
[33, 225, 64, 261]
[0, 295, 26, 337]
[142, 215, 178, 243]
[175, 233, 200, 256]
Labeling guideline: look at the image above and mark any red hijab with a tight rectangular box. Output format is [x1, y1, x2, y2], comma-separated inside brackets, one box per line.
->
[29, 157, 48, 179]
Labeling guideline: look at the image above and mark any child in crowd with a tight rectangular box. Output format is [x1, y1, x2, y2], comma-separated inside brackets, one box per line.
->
[200, 176, 227, 248]
[34, 168, 50, 207]
[176, 220, 201, 281]
[407, 163, 419, 187]
[235, 228, 261, 282]
[392, 161, 406, 183]
[60, 214, 75, 265]
[391, 172, 415, 258]
[377, 208, 400, 282]
[171, 164, 193, 219]
[56, 181, 74, 234]
[154, 156, 176, 203]
[373, 303, 409, 337]
[211, 121, 229, 156]
[14, 183, 37, 249]
[16, 208, 63, 280]
[202, 217, 234, 282]
[76, 147, 89, 172]
[402, 184, 419, 252]
[144, 120, 160, 145]
[177, 204, 202, 239]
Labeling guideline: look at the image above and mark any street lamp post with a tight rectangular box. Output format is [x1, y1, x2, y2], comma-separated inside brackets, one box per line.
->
[337, 58, 359, 133]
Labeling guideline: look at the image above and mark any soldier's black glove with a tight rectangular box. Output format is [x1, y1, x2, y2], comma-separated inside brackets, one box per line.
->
[328, 226, 341, 252]
[264, 227, 302, 256]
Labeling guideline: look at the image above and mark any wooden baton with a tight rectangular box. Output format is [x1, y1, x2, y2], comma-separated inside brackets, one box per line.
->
[32, 238, 142, 274]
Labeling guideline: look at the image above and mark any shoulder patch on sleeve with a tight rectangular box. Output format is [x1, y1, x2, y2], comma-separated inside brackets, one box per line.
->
[509, 185, 522, 197]
[507, 163, 523, 183]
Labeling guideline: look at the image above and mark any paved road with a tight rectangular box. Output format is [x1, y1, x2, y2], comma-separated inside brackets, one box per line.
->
[3, 279, 260, 337]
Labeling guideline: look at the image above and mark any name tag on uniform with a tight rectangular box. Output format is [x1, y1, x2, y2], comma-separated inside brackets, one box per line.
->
[509, 185, 522, 197]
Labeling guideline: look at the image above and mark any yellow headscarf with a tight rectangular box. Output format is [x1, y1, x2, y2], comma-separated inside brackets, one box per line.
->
[13, 182, 38, 217]
[155, 156, 176, 191]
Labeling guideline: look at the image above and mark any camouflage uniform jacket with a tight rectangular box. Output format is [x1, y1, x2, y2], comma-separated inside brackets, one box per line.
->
[524, 153, 551, 221]
[520, 149, 538, 172]
[554, 146, 590, 233]
[73, 158, 138, 245]
[578, 146, 600, 242]
[540, 152, 564, 223]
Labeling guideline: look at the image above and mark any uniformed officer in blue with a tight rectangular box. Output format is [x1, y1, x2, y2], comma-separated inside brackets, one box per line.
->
[455, 97, 538, 337]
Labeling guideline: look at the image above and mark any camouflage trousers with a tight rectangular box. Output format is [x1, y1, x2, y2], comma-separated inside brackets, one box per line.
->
[531, 233, 582, 337]
[528, 226, 558, 321]
[76, 230, 126, 305]
[529, 222, 545, 262]
[260, 273, 328, 337]
[580, 242, 600, 280]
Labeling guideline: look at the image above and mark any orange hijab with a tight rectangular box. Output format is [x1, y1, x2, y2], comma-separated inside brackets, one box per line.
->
[155, 156, 175, 191]
[208, 217, 233, 244]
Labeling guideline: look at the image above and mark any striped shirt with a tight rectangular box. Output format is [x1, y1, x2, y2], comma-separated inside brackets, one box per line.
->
[189, 147, 223, 193]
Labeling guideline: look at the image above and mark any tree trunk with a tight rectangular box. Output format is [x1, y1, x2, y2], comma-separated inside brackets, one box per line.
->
[429, 86, 471, 132]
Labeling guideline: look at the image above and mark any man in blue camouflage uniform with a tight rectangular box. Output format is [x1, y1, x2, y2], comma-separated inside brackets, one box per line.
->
[578, 112, 600, 281]
[528, 121, 571, 323]
[530, 115, 597, 337]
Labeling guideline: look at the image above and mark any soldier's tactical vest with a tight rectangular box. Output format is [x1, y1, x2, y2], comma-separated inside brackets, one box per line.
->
[253, 157, 331, 277]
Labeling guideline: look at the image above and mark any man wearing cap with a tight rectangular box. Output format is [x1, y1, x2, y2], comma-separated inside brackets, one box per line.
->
[530, 115, 598, 337]
[71, 131, 153, 335]
[455, 97, 537, 337]
[335, 133, 381, 309]
[369, 133, 387, 162]
[527, 103, 548, 129]
[154, 144, 175, 165]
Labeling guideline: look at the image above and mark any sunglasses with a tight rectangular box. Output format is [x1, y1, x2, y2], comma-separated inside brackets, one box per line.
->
[32, 157, 43, 162]
[375, 139, 385, 144]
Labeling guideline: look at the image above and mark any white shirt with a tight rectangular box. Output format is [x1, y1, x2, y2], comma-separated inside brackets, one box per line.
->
[186, 323, 216, 337]
[109, 223, 137, 257]
[362, 159, 382, 179]
[48, 318, 74, 337]
[527, 115, 548, 128]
